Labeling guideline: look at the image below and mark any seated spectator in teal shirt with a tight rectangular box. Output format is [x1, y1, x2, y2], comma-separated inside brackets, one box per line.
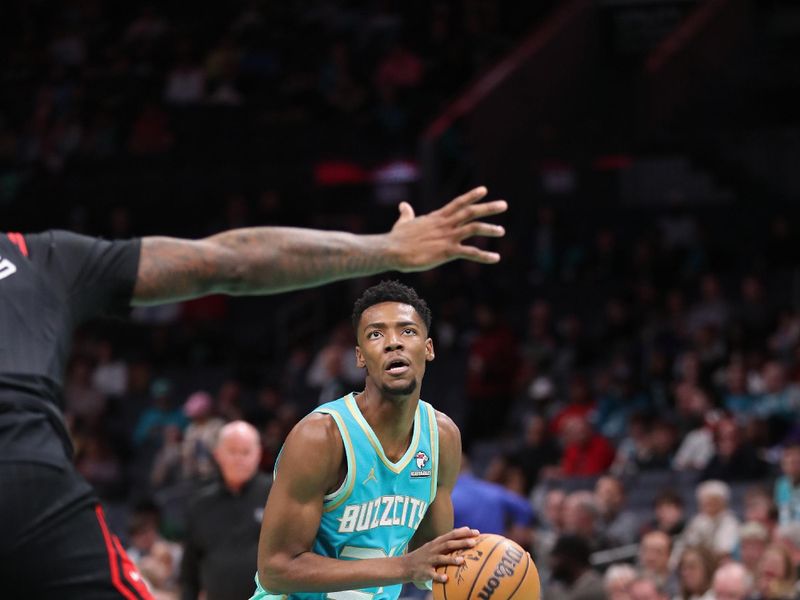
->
[775, 444, 800, 525]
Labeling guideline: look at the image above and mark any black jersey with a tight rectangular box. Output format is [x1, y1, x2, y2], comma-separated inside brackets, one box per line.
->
[0, 230, 140, 466]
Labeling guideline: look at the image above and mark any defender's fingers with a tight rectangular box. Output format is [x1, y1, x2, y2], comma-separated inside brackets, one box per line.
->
[458, 221, 505, 239]
[439, 187, 489, 217]
[454, 199, 508, 224]
[455, 244, 501, 264]
[396, 201, 416, 224]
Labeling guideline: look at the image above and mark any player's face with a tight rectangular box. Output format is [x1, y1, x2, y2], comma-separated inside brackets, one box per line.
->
[355, 301, 434, 398]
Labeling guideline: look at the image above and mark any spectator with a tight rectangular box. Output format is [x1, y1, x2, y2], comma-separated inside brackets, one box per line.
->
[557, 416, 616, 477]
[164, 41, 206, 104]
[739, 521, 771, 578]
[743, 486, 779, 535]
[562, 491, 612, 552]
[550, 374, 597, 435]
[126, 504, 182, 597]
[682, 480, 740, 558]
[595, 475, 640, 546]
[755, 362, 800, 427]
[628, 577, 669, 600]
[775, 444, 800, 525]
[639, 419, 678, 471]
[604, 563, 637, 600]
[753, 544, 796, 600]
[675, 545, 716, 600]
[133, 378, 187, 447]
[508, 413, 561, 493]
[710, 562, 752, 600]
[700, 417, 769, 481]
[672, 395, 717, 472]
[722, 359, 756, 416]
[645, 490, 687, 537]
[545, 534, 606, 600]
[464, 303, 519, 443]
[639, 531, 678, 596]
[773, 522, 800, 580]
[181, 391, 225, 481]
[451, 455, 534, 548]
[180, 421, 271, 600]
[75, 433, 125, 501]
[534, 488, 566, 580]
[150, 424, 184, 489]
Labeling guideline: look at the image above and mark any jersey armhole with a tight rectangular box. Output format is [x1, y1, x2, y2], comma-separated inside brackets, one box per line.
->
[316, 407, 357, 512]
[424, 402, 440, 503]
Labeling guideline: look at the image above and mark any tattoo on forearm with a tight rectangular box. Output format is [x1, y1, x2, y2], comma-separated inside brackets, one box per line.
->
[133, 228, 394, 305]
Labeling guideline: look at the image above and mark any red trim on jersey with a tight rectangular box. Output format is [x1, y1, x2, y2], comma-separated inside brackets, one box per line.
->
[6, 232, 28, 257]
[95, 505, 154, 600]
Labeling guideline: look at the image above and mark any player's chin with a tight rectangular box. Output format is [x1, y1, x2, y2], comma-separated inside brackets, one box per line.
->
[381, 377, 418, 397]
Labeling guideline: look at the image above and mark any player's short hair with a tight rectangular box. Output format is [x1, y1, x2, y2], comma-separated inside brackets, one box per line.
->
[351, 280, 432, 334]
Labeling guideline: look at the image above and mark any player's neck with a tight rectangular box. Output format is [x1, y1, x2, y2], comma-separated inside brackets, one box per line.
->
[356, 385, 419, 452]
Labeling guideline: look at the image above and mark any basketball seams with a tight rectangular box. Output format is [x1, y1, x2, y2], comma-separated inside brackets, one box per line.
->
[465, 537, 506, 600]
[507, 553, 531, 600]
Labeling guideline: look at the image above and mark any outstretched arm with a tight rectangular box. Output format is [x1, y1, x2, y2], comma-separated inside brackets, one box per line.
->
[132, 187, 506, 305]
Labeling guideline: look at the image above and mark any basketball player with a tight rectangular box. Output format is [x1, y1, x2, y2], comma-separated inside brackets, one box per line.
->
[0, 187, 505, 598]
[252, 280, 476, 600]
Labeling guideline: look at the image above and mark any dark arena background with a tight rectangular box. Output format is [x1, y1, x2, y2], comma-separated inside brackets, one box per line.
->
[3, 1, 800, 598]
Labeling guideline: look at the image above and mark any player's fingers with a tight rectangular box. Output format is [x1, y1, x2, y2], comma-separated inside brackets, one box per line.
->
[439, 187, 488, 217]
[454, 199, 508, 224]
[437, 554, 467, 567]
[455, 244, 501, 264]
[458, 221, 505, 240]
[442, 539, 477, 554]
[434, 571, 449, 583]
[442, 526, 479, 539]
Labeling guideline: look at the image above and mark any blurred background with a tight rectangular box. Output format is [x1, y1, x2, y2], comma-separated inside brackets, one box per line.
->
[3, 1, 800, 599]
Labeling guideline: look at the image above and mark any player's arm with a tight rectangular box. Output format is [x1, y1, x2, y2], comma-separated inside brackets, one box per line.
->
[257, 413, 476, 593]
[132, 187, 506, 305]
[409, 412, 465, 551]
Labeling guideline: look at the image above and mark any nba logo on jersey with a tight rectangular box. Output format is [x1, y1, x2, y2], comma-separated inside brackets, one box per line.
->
[411, 451, 431, 478]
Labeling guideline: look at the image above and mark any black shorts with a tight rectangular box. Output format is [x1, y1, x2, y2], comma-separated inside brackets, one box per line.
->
[0, 461, 154, 599]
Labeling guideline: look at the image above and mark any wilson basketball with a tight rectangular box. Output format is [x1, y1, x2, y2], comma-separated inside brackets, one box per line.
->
[432, 534, 540, 600]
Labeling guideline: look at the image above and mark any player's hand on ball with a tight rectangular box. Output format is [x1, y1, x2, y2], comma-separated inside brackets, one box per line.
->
[403, 527, 481, 586]
[387, 187, 506, 271]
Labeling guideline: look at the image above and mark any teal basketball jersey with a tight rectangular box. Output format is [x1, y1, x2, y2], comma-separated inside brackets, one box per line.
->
[251, 392, 440, 600]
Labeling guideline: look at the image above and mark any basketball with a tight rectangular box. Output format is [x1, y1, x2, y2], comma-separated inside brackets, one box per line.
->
[432, 534, 540, 600]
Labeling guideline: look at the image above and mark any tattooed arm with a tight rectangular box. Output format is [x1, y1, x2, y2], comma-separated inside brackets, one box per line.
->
[132, 187, 506, 305]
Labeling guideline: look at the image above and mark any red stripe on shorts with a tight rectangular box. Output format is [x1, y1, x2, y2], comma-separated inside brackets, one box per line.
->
[6, 232, 28, 257]
[95, 505, 153, 600]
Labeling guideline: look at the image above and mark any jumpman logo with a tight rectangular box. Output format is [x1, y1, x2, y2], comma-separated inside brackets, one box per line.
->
[363, 466, 377, 485]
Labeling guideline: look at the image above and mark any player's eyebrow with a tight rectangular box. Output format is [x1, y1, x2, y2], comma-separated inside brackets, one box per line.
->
[363, 320, 419, 331]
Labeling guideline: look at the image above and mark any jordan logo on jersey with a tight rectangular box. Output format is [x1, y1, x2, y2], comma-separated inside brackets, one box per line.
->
[0, 256, 17, 280]
[338, 495, 427, 533]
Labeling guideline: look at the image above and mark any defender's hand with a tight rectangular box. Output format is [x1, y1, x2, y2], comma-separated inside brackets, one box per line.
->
[387, 187, 507, 271]
[402, 527, 481, 585]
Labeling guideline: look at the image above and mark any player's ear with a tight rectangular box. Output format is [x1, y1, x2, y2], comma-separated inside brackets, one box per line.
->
[425, 338, 435, 362]
[355, 345, 366, 369]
